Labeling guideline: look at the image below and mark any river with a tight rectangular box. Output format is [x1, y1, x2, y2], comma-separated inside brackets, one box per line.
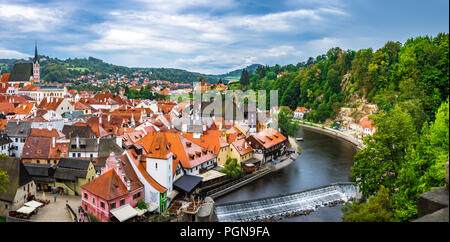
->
[215, 127, 358, 222]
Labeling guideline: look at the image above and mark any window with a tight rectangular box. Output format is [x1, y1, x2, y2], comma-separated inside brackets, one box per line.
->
[155, 163, 157, 169]
[90, 154, 93, 158]
[110, 202, 116, 209]
[120, 199, 125, 206]
[133, 192, 141, 200]
[92, 198, 95, 203]
[84, 193, 88, 199]
[100, 202, 105, 209]
[78, 153, 81, 157]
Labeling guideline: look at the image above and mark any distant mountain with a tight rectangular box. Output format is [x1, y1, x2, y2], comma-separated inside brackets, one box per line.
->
[209, 64, 263, 80]
[0, 56, 261, 84]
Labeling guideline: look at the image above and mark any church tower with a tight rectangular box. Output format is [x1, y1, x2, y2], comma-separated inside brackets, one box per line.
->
[32, 41, 40, 84]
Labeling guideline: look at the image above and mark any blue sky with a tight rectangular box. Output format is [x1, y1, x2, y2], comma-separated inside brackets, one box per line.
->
[0, 0, 448, 74]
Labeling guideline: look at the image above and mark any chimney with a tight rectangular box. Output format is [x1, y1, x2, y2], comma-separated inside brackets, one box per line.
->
[52, 136, 56, 148]
[76, 135, 80, 149]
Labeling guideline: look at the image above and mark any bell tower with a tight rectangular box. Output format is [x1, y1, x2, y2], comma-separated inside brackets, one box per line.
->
[33, 41, 40, 84]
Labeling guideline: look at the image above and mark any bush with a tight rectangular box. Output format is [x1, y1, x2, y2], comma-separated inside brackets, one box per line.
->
[136, 199, 148, 210]
[220, 158, 244, 179]
[341, 186, 395, 222]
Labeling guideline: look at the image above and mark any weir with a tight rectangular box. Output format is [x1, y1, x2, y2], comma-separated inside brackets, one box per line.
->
[215, 182, 356, 222]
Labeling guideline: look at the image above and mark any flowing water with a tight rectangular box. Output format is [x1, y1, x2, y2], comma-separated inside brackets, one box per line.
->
[215, 127, 358, 222]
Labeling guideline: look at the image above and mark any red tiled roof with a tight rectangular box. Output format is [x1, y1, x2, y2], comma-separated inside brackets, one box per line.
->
[0, 102, 15, 114]
[30, 128, 61, 138]
[231, 138, 253, 156]
[13, 103, 35, 115]
[125, 149, 167, 193]
[1, 73, 10, 83]
[38, 97, 64, 111]
[295, 107, 309, 113]
[251, 128, 287, 149]
[81, 169, 129, 201]
[358, 117, 375, 131]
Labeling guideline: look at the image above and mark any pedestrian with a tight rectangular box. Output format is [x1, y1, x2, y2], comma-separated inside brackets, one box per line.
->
[78, 206, 81, 214]
[80, 212, 84, 222]
[54, 193, 57, 202]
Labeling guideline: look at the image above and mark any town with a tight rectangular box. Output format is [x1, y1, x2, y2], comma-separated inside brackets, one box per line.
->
[0, 44, 434, 223]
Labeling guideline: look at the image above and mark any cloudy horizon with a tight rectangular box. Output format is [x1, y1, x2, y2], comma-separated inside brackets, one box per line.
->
[0, 0, 448, 75]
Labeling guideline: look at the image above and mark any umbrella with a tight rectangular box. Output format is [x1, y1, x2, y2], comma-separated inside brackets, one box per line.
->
[42, 192, 46, 200]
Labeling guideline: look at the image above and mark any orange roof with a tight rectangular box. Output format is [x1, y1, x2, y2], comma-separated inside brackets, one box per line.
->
[38, 97, 64, 111]
[81, 169, 129, 201]
[30, 128, 61, 138]
[137, 132, 172, 159]
[231, 138, 253, 156]
[1, 73, 10, 83]
[0, 102, 15, 114]
[295, 107, 309, 113]
[358, 117, 375, 131]
[251, 128, 287, 149]
[19, 84, 41, 91]
[183, 130, 228, 156]
[125, 149, 167, 193]
[0, 119, 7, 130]
[49, 141, 69, 159]
[73, 101, 91, 111]
[13, 103, 35, 115]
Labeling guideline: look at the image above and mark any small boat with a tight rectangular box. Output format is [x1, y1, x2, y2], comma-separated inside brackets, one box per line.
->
[296, 137, 304, 141]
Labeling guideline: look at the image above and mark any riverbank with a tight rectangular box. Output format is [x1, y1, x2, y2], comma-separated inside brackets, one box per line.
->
[298, 121, 364, 150]
[206, 136, 300, 199]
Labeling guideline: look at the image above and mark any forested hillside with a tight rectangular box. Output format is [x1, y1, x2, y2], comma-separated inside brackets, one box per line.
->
[247, 33, 448, 125]
[0, 56, 257, 84]
[242, 33, 449, 221]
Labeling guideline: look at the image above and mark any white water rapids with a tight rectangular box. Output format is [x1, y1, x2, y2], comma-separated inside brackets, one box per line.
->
[215, 183, 357, 222]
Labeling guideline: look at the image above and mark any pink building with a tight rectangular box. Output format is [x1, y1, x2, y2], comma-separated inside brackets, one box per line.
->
[80, 153, 144, 222]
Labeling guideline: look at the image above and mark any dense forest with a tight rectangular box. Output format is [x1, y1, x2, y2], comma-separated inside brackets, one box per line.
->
[241, 33, 448, 221]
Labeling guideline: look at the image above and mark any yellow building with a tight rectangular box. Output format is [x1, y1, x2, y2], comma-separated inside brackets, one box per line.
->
[228, 138, 254, 164]
[216, 144, 230, 167]
[53, 158, 97, 196]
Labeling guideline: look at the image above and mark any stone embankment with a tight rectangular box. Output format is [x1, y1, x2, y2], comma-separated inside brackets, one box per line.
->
[299, 122, 364, 150]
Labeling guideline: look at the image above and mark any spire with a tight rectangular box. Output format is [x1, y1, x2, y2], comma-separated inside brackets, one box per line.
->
[34, 41, 39, 64]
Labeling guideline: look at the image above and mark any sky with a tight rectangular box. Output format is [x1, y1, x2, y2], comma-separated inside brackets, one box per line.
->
[0, 0, 448, 74]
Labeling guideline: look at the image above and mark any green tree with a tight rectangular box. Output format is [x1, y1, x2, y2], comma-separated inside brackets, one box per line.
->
[392, 100, 449, 221]
[342, 186, 395, 222]
[136, 199, 148, 210]
[351, 104, 418, 197]
[220, 158, 244, 179]
[0, 154, 9, 193]
[277, 106, 300, 137]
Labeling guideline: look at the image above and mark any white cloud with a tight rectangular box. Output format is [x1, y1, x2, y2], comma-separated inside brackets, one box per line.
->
[0, 48, 30, 58]
[0, 4, 65, 32]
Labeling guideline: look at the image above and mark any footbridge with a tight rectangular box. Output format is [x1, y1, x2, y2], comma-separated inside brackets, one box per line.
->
[214, 182, 357, 222]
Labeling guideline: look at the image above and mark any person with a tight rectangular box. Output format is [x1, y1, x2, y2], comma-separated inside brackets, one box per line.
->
[54, 193, 57, 202]
[80, 212, 84, 222]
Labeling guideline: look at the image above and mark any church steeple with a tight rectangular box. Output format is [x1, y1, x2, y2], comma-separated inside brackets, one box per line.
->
[34, 41, 39, 64]
[32, 41, 40, 83]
